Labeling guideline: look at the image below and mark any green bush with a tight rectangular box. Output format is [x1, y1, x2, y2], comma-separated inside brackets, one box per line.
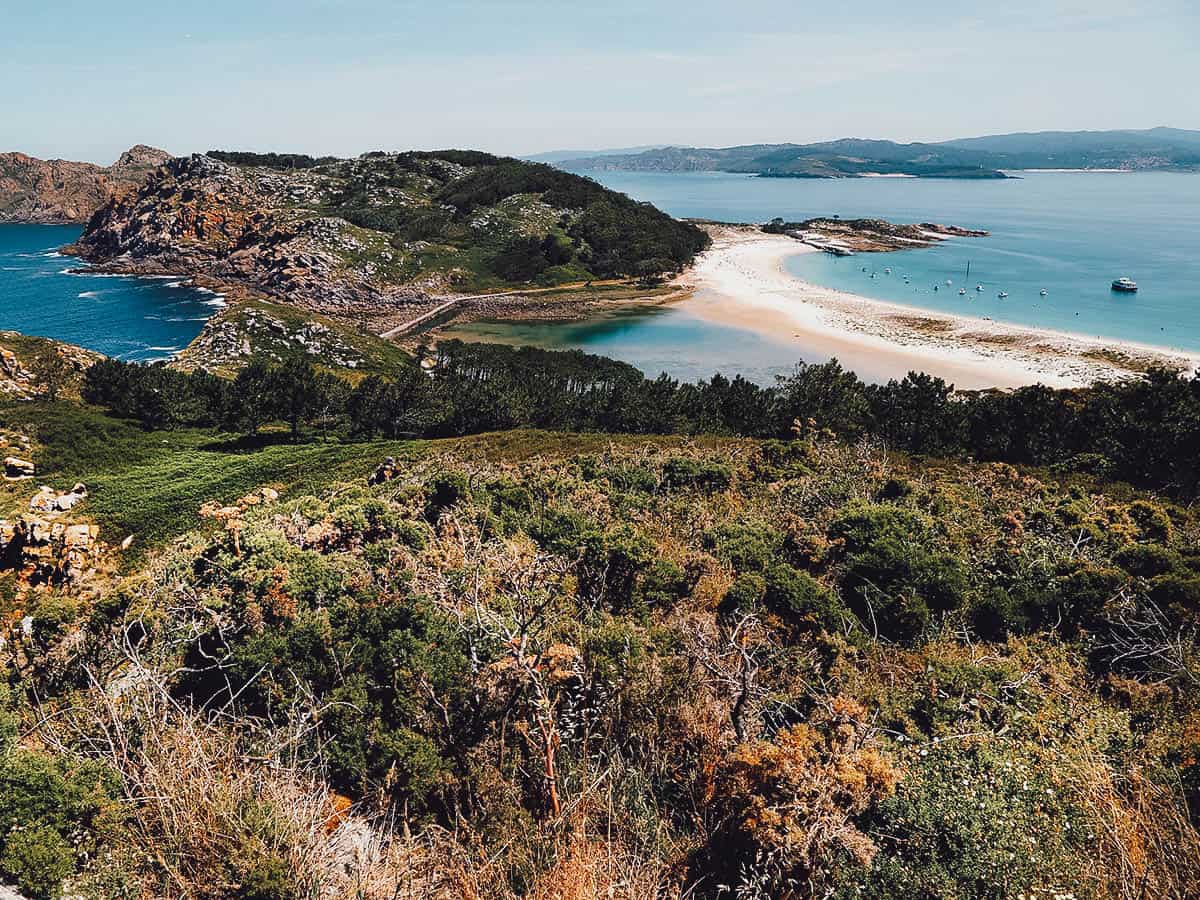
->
[1048, 565, 1126, 634]
[842, 742, 1089, 899]
[718, 573, 767, 618]
[0, 825, 74, 900]
[424, 472, 470, 521]
[763, 565, 847, 633]
[1113, 543, 1183, 578]
[1149, 574, 1200, 625]
[1128, 499, 1173, 543]
[0, 747, 119, 900]
[662, 457, 733, 492]
[829, 503, 967, 642]
[704, 522, 784, 574]
[579, 526, 681, 616]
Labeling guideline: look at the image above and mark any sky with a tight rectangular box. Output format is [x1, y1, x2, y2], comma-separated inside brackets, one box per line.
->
[3, 0, 1198, 164]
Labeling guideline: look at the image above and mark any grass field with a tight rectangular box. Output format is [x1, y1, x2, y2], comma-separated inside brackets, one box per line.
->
[0, 402, 418, 558]
[0, 401, 747, 562]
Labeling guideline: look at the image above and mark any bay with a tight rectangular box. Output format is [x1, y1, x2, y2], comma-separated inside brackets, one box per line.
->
[0, 224, 222, 362]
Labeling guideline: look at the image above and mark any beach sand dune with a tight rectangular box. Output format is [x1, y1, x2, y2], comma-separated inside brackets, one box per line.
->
[674, 226, 1200, 390]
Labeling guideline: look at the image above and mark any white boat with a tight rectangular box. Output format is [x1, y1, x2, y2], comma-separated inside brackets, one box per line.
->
[1111, 277, 1138, 293]
[958, 288, 967, 295]
[975, 284, 984, 292]
[998, 291, 1009, 298]
[1040, 289, 1048, 296]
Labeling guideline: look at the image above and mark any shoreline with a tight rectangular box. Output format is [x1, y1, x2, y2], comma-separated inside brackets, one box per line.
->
[672, 226, 1200, 390]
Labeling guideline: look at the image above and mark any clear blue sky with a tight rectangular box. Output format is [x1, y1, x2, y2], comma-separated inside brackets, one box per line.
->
[4, 0, 1198, 163]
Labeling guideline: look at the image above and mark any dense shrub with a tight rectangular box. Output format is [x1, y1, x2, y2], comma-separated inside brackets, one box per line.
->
[845, 742, 1089, 899]
[0, 743, 119, 899]
[763, 564, 848, 633]
[829, 503, 968, 642]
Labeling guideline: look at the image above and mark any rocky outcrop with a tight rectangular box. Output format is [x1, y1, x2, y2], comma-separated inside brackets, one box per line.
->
[0, 333, 103, 400]
[0, 516, 101, 584]
[763, 217, 989, 253]
[30, 483, 88, 513]
[69, 150, 710, 319]
[70, 154, 416, 313]
[0, 144, 171, 224]
[4, 457, 35, 480]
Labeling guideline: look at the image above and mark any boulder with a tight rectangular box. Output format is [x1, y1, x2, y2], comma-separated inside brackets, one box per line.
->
[0, 515, 102, 584]
[29, 482, 87, 513]
[4, 456, 35, 479]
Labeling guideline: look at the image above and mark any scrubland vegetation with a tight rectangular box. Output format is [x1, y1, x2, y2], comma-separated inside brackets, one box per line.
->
[211, 150, 711, 287]
[2, 344, 1199, 898]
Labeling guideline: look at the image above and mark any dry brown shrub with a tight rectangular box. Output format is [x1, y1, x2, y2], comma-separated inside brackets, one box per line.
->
[527, 834, 685, 900]
[706, 706, 901, 892]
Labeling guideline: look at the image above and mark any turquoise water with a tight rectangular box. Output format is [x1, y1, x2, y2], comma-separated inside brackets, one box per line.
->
[0, 224, 222, 361]
[443, 171, 1200, 381]
[443, 307, 811, 385]
[589, 170, 1200, 354]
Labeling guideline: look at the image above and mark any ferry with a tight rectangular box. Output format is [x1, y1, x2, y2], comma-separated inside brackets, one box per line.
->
[1111, 277, 1138, 293]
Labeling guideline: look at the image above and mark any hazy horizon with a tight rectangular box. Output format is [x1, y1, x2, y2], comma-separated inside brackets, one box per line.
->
[4, 0, 1199, 165]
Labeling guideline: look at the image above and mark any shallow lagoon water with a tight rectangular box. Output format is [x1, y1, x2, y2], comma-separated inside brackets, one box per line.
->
[442, 306, 808, 385]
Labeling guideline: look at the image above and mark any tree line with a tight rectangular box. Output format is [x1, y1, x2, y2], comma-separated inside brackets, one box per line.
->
[81, 343, 1200, 498]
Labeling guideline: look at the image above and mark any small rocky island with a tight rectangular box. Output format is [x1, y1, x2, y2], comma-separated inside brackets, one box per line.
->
[762, 216, 989, 253]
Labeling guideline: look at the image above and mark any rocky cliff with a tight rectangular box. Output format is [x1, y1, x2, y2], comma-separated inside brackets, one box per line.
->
[0, 144, 171, 224]
[69, 150, 710, 316]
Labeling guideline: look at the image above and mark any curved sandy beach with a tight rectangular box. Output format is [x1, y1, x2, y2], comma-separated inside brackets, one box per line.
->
[674, 226, 1200, 390]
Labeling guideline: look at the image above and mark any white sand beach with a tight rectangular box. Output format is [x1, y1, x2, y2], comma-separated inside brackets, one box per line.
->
[674, 226, 1200, 390]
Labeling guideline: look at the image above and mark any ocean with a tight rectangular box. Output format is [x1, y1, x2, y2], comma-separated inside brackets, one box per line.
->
[0, 224, 222, 362]
[4, 171, 1199, 379]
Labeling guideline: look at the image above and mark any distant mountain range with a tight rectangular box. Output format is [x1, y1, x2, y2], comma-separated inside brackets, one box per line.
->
[552, 128, 1200, 179]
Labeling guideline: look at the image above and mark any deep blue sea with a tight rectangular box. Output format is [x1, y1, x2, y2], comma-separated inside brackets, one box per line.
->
[0, 224, 222, 361]
[445, 170, 1200, 383]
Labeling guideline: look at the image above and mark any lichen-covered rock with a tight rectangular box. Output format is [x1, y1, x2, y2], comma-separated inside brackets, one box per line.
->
[29, 482, 88, 512]
[0, 515, 101, 584]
